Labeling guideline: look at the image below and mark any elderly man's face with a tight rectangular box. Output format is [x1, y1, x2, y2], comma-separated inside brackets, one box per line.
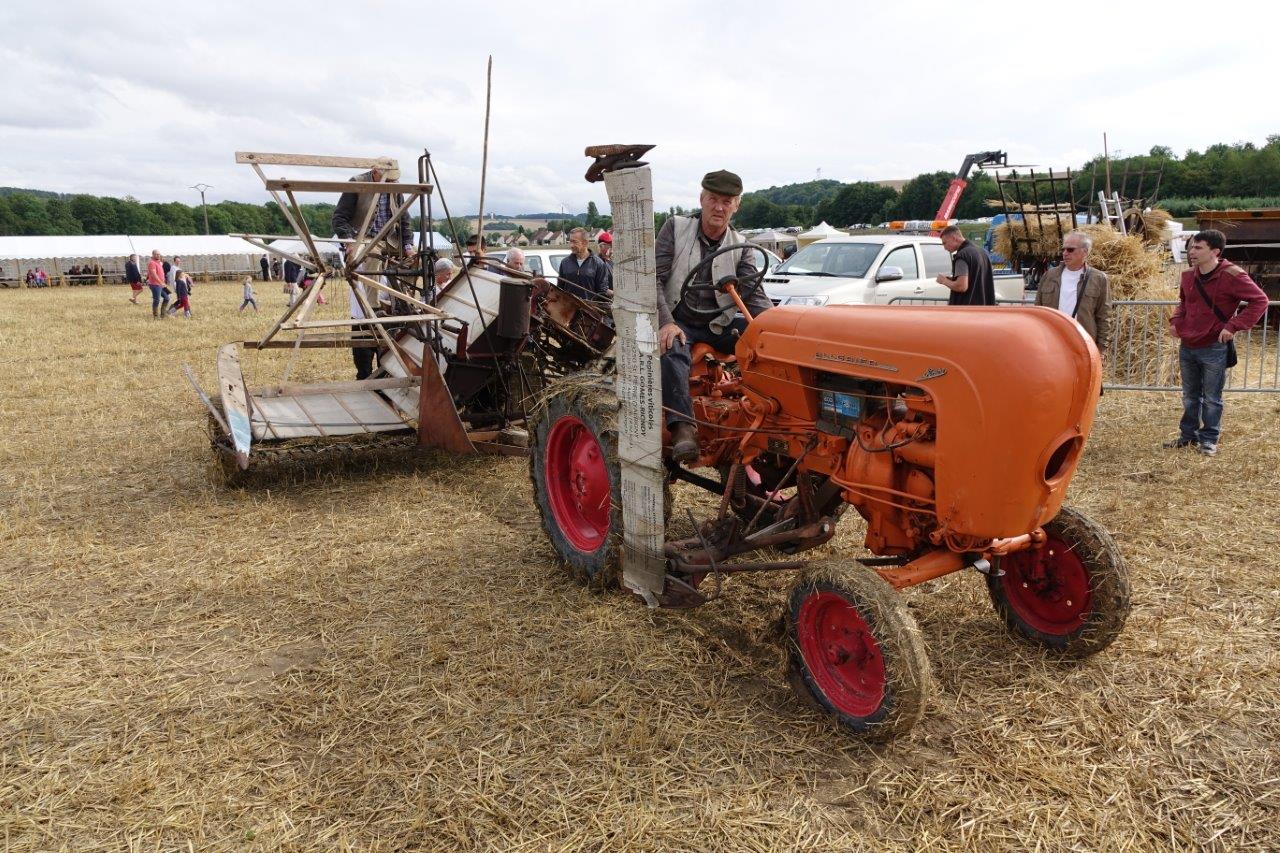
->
[699, 190, 740, 236]
[569, 232, 588, 257]
[1061, 238, 1087, 271]
[370, 168, 383, 183]
[940, 232, 963, 253]
[507, 253, 525, 271]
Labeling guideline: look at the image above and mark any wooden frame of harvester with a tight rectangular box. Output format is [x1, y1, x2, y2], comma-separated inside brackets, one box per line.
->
[189, 149, 616, 480]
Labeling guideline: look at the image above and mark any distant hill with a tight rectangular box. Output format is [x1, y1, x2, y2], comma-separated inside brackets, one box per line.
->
[0, 187, 66, 199]
[746, 179, 843, 207]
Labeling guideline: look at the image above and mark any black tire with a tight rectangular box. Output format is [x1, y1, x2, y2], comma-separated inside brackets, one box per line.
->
[529, 376, 624, 588]
[987, 505, 1130, 658]
[784, 563, 932, 741]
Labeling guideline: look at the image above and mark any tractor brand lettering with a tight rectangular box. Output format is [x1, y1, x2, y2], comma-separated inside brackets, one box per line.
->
[814, 351, 900, 373]
[917, 367, 947, 382]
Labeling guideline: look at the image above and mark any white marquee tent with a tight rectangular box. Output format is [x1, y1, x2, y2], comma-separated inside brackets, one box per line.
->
[0, 234, 267, 285]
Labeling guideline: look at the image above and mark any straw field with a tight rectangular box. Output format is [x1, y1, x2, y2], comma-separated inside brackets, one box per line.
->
[1, 284, 1279, 850]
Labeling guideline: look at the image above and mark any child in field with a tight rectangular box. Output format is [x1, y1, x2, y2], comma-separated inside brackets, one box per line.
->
[168, 272, 193, 318]
[239, 276, 258, 312]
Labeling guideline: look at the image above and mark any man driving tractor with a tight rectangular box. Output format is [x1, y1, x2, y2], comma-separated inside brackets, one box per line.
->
[657, 169, 773, 463]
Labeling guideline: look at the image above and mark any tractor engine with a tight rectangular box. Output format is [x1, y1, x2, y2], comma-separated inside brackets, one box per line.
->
[688, 302, 1102, 559]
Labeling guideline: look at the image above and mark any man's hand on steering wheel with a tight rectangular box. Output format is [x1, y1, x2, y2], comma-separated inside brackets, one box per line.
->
[676, 243, 768, 320]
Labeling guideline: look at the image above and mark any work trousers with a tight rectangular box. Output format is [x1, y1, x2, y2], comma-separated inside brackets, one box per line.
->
[1178, 341, 1229, 446]
[661, 316, 749, 427]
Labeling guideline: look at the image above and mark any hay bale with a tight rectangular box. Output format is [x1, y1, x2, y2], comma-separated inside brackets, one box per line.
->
[991, 215, 1076, 261]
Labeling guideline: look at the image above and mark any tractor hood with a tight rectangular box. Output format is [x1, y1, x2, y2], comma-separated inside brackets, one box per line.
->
[736, 304, 1101, 540]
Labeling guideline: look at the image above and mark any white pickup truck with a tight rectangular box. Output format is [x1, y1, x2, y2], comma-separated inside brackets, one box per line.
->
[762, 234, 1025, 306]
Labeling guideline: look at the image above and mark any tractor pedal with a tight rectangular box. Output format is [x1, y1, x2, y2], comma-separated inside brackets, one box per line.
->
[970, 557, 1004, 578]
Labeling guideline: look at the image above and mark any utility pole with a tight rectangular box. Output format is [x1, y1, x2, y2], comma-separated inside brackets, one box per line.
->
[191, 183, 213, 234]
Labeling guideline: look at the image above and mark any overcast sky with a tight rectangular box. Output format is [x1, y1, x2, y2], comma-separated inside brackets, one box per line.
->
[2, 1, 1276, 217]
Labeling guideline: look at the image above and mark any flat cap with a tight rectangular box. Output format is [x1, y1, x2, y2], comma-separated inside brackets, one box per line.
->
[701, 169, 743, 197]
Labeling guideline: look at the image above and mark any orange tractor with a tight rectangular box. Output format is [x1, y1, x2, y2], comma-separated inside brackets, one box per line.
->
[528, 248, 1130, 740]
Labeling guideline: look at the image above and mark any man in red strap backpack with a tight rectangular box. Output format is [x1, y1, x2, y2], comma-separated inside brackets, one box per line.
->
[1165, 229, 1268, 457]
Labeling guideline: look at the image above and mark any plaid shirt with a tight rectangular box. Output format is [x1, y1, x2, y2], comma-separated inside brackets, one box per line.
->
[370, 193, 392, 236]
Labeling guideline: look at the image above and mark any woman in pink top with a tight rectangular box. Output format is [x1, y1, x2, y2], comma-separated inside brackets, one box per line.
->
[146, 250, 167, 318]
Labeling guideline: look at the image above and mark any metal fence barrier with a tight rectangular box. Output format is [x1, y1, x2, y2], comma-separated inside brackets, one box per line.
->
[885, 296, 1280, 392]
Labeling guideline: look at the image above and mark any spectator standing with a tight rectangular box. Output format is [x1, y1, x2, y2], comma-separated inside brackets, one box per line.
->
[1035, 231, 1111, 355]
[504, 248, 526, 273]
[937, 225, 996, 306]
[240, 276, 258, 312]
[597, 231, 613, 269]
[125, 254, 143, 303]
[1164, 229, 1268, 457]
[260, 255, 270, 281]
[146, 250, 166, 318]
[270, 257, 282, 281]
[557, 227, 612, 302]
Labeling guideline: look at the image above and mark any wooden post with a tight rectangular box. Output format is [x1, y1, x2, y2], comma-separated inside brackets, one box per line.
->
[602, 165, 666, 605]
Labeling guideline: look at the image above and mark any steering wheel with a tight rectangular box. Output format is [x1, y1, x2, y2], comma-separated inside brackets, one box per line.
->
[677, 243, 769, 320]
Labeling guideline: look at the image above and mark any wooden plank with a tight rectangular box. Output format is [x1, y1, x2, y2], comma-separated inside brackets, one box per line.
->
[235, 235, 321, 272]
[254, 376, 420, 399]
[240, 333, 376, 343]
[237, 152, 398, 170]
[604, 164, 667, 605]
[283, 315, 446, 331]
[254, 271, 322, 349]
[252, 163, 310, 248]
[291, 396, 329, 436]
[216, 344, 253, 469]
[283, 189, 324, 269]
[265, 179, 432, 195]
[182, 364, 230, 436]
[230, 234, 356, 244]
[351, 271, 449, 317]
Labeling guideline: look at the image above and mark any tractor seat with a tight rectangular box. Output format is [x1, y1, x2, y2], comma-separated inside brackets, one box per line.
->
[690, 342, 736, 364]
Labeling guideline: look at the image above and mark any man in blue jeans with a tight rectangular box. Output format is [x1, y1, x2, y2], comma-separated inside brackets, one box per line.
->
[1165, 230, 1268, 457]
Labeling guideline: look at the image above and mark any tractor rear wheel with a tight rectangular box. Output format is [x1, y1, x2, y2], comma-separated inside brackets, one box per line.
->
[785, 563, 932, 741]
[987, 505, 1130, 658]
[529, 377, 624, 588]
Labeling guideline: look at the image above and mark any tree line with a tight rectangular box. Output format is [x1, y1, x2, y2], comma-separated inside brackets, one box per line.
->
[3, 136, 1277, 237]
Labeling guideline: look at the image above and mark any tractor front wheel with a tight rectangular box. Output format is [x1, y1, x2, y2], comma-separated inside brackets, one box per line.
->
[988, 505, 1130, 658]
[529, 378, 624, 588]
[785, 564, 932, 741]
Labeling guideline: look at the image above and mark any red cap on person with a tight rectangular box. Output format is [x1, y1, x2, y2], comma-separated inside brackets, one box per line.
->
[598, 231, 612, 244]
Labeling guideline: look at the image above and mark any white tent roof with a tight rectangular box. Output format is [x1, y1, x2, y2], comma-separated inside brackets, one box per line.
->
[0, 234, 266, 260]
[751, 229, 797, 243]
[798, 221, 844, 240]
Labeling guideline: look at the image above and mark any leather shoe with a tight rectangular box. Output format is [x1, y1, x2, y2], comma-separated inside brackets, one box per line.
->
[671, 422, 699, 465]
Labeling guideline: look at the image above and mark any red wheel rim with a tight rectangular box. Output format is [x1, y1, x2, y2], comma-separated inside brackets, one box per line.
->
[795, 590, 886, 718]
[544, 416, 611, 553]
[998, 535, 1092, 635]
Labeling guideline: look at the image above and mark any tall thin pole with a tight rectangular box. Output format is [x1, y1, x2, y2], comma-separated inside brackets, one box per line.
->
[476, 56, 492, 246]
[1102, 133, 1112, 199]
[191, 183, 213, 234]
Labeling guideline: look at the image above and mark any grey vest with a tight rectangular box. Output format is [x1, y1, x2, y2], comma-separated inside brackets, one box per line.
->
[663, 215, 749, 334]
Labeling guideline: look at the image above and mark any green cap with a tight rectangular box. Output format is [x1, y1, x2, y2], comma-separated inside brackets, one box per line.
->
[701, 169, 743, 197]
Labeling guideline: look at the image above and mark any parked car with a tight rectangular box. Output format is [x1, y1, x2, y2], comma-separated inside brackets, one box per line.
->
[480, 248, 571, 282]
[763, 235, 1024, 306]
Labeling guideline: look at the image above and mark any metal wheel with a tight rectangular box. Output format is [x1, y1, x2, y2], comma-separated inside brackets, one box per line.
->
[529, 376, 623, 588]
[785, 563, 931, 740]
[543, 416, 612, 553]
[988, 505, 1130, 658]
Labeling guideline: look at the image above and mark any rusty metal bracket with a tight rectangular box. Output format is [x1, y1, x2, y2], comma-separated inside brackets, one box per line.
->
[584, 144, 655, 183]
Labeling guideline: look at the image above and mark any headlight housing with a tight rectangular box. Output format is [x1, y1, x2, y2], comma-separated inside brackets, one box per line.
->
[785, 295, 829, 306]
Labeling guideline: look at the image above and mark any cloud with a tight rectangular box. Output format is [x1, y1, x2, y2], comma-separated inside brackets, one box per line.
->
[2, 0, 1277, 217]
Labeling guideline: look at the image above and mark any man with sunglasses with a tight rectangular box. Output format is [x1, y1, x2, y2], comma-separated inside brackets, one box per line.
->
[1035, 231, 1110, 356]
